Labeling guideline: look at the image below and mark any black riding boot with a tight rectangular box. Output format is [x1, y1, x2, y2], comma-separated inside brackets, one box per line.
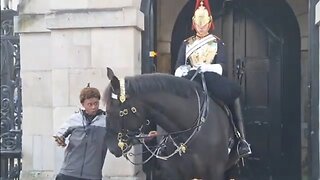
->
[233, 98, 252, 158]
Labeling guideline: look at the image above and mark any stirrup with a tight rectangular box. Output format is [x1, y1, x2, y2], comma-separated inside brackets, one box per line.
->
[237, 139, 252, 158]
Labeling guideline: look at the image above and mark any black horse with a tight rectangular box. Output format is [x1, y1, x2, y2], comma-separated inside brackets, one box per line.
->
[104, 68, 240, 180]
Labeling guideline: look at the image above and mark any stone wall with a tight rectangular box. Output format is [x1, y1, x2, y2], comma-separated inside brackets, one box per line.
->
[15, 0, 145, 179]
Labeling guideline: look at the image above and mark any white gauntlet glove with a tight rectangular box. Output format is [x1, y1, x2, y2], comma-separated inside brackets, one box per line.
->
[174, 65, 191, 77]
[199, 64, 223, 75]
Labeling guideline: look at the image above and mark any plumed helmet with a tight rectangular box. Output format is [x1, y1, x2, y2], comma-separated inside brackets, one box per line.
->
[192, 0, 214, 30]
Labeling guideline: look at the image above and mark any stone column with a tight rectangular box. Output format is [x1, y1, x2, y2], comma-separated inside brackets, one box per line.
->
[157, 0, 187, 73]
[15, 0, 145, 179]
[316, 1, 320, 171]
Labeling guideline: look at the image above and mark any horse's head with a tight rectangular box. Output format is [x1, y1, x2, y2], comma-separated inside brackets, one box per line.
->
[105, 130, 122, 157]
[104, 67, 148, 155]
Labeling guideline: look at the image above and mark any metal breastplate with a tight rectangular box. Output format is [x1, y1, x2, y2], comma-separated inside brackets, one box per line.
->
[187, 38, 218, 66]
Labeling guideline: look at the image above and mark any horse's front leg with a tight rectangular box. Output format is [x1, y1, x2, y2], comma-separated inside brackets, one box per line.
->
[203, 150, 229, 180]
[156, 160, 184, 180]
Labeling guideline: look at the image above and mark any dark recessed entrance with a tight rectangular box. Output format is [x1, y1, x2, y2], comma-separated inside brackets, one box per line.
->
[170, 0, 301, 179]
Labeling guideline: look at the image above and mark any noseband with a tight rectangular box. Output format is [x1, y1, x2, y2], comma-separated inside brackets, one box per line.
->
[110, 78, 149, 152]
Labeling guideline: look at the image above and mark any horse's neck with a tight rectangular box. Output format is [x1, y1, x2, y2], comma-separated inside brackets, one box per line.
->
[142, 93, 199, 132]
[146, 106, 180, 132]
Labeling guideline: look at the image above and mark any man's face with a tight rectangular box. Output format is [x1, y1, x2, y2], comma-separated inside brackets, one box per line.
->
[82, 97, 100, 115]
[194, 22, 211, 37]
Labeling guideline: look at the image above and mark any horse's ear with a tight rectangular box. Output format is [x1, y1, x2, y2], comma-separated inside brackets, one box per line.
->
[107, 67, 115, 80]
[107, 67, 120, 91]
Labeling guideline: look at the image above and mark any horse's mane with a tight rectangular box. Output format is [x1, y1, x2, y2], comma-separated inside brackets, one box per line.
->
[103, 73, 203, 109]
[125, 73, 202, 98]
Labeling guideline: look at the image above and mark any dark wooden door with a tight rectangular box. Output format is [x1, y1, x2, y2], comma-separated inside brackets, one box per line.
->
[229, 7, 283, 179]
[213, 2, 300, 179]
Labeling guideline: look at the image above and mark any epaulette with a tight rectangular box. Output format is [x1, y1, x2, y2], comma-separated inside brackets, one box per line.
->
[184, 35, 197, 44]
[213, 35, 221, 41]
[213, 35, 225, 45]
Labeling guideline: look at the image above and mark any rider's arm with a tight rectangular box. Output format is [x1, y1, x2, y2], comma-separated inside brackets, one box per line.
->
[175, 42, 191, 77]
[213, 40, 226, 74]
[175, 41, 187, 69]
[215, 40, 226, 65]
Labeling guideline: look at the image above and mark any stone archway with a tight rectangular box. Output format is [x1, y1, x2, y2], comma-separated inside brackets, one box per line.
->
[158, 0, 308, 179]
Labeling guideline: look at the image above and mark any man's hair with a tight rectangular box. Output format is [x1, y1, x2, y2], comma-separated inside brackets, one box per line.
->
[79, 87, 101, 103]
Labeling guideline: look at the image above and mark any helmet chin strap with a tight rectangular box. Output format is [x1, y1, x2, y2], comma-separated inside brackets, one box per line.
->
[196, 32, 209, 38]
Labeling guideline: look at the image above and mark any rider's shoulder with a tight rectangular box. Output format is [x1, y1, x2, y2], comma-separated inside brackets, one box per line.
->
[212, 35, 221, 41]
[212, 35, 225, 45]
[184, 35, 197, 44]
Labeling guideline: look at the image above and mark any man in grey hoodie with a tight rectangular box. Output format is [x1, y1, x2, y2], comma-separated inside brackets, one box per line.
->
[54, 85, 108, 180]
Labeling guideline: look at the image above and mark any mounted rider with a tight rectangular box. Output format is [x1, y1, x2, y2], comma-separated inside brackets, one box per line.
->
[174, 0, 252, 158]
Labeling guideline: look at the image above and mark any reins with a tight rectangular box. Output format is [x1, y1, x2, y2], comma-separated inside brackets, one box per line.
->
[122, 88, 209, 165]
[122, 71, 211, 164]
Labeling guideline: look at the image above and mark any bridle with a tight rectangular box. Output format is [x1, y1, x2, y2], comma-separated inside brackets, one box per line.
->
[108, 77, 210, 164]
[109, 79, 150, 152]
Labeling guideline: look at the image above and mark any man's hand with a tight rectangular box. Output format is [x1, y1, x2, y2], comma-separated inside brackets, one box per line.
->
[148, 131, 158, 137]
[53, 136, 66, 147]
[145, 131, 158, 142]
